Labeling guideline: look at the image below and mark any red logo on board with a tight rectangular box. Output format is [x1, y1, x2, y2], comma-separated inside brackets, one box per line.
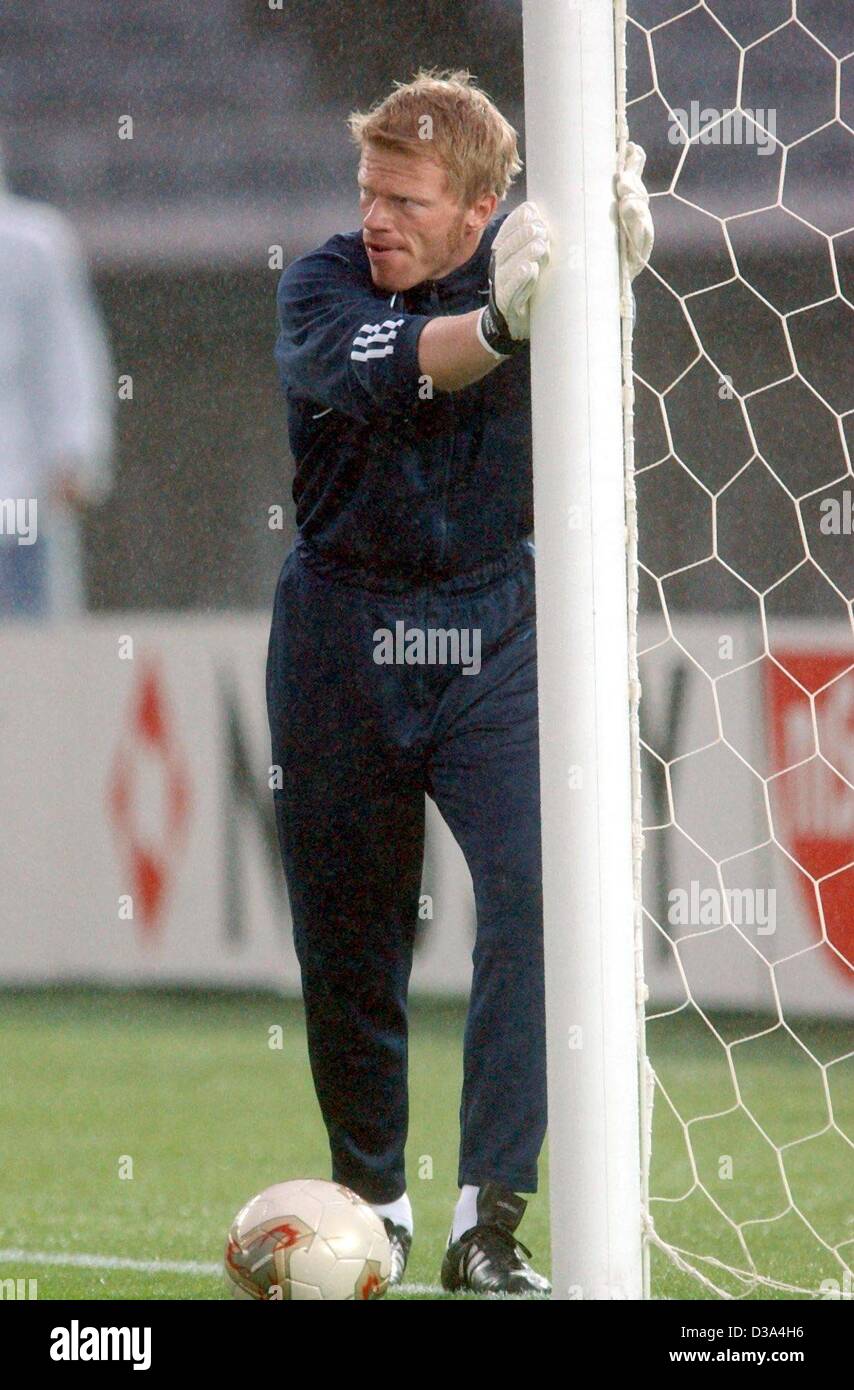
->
[107, 658, 191, 938]
[765, 652, 853, 981]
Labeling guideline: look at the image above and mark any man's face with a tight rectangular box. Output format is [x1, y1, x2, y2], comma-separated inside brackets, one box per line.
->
[358, 143, 495, 291]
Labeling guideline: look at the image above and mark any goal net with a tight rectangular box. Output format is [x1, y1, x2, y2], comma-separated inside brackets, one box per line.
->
[622, 0, 854, 1298]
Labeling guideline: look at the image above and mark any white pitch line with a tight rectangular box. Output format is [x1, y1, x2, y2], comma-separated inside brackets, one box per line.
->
[0, 1249, 444, 1295]
[0, 1249, 220, 1276]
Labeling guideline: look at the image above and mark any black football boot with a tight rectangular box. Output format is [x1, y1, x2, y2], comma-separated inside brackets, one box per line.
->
[440, 1182, 551, 1296]
[383, 1219, 413, 1287]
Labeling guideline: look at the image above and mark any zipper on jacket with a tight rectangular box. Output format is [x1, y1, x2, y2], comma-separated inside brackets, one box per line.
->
[425, 281, 455, 573]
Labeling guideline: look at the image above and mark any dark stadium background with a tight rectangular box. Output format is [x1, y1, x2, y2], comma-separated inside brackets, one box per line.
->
[2, 0, 848, 613]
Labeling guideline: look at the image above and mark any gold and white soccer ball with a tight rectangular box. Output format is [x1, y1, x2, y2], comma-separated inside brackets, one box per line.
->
[224, 1179, 392, 1300]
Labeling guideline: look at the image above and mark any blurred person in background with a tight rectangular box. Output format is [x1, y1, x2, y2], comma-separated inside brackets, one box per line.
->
[0, 138, 114, 620]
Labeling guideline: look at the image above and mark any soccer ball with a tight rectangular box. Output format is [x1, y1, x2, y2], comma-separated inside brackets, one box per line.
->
[224, 1179, 392, 1300]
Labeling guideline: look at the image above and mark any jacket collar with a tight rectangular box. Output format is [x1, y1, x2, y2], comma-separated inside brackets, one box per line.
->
[420, 213, 505, 296]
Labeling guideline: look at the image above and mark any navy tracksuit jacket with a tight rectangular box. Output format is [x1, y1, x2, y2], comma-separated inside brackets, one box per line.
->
[266, 214, 546, 1202]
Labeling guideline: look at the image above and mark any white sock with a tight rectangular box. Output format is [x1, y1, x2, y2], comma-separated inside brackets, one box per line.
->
[369, 1192, 413, 1234]
[451, 1184, 480, 1242]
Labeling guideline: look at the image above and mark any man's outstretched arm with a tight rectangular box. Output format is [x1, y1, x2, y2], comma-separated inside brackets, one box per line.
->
[419, 201, 551, 392]
[417, 310, 501, 392]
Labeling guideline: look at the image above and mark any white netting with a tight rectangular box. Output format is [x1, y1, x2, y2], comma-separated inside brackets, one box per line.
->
[620, 0, 854, 1298]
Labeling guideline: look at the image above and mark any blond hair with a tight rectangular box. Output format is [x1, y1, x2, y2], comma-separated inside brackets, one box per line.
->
[347, 68, 522, 207]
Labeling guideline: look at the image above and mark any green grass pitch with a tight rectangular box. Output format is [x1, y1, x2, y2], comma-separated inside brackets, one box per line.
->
[0, 989, 850, 1301]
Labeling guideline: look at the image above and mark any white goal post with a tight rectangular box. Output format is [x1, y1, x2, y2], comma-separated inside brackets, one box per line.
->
[526, 0, 854, 1304]
[523, 0, 646, 1300]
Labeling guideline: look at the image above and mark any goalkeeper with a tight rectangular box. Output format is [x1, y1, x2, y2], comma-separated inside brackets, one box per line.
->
[267, 69, 652, 1295]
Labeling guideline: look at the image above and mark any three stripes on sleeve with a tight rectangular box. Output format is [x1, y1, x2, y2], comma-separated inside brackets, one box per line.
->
[351, 318, 405, 362]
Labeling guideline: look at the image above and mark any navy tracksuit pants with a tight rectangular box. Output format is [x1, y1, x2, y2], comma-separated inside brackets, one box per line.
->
[265, 535, 546, 1203]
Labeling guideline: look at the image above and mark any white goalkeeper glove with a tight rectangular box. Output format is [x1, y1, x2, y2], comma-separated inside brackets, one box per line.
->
[616, 141, 654, 280]
[478, 201, 551, 358]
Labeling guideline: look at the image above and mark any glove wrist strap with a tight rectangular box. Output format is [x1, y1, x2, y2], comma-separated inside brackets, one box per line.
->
[477, 303, 526, 359]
